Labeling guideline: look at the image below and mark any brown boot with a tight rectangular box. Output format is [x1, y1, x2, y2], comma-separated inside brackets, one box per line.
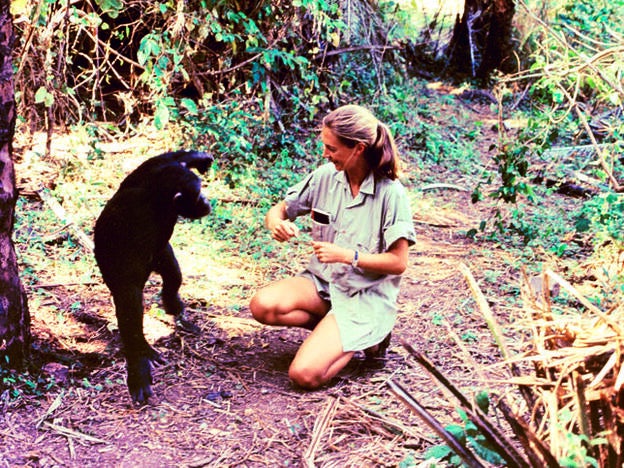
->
[364, 333, 391, 360]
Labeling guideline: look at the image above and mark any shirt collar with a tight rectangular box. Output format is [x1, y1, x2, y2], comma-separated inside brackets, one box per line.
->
[336, 169, 376, 195]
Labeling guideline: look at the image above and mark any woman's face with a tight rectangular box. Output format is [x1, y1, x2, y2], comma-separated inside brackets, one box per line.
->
[321, 127, 362, 172]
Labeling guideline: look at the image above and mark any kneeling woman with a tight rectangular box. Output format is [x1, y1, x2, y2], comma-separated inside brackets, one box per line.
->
[250, 104, 416, 389]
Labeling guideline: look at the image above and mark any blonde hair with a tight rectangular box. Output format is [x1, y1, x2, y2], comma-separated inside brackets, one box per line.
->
[322, 104, 401, 180]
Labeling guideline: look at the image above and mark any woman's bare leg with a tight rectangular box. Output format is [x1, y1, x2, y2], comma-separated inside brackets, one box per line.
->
[249, 276, 330, 329]
[288, 314, 354, 389]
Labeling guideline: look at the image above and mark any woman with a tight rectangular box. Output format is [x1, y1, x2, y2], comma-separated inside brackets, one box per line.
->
[250, 104, 416, 389]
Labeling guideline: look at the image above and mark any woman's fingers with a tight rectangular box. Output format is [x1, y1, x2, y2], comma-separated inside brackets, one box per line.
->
[273, 220, 299, 242]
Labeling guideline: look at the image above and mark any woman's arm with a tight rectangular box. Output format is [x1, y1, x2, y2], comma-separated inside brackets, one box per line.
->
[266, 201, 300, 242]
[312, 238, 409, 275]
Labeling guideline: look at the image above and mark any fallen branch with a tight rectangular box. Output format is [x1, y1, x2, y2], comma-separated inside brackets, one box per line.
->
[387, 379, 487, 468]
[421, 183, 470, 192]
[37, 187, 94, 252]
[399, 341, 532, 468]
[42, 421, 108, 444]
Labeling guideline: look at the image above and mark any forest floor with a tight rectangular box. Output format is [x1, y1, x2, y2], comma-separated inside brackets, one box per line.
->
[0, 88, 594, 467]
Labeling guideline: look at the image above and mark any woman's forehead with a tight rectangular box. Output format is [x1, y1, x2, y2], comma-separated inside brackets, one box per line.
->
[320, 126, 339, 145]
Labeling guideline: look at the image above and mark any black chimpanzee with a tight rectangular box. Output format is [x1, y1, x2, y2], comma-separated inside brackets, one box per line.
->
[94, 150, 213, 404]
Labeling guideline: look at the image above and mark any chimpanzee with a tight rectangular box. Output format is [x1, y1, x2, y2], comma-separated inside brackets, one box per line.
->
[94, 150, 213, 404]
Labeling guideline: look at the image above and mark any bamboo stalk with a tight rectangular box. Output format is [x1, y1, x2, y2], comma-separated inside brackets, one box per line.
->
[459, 263, 511, 360]
[303, 395, 339, 468]
[387, 379, 486, 468]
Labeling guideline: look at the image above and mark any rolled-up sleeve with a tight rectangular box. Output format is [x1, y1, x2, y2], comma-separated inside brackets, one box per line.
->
[284, 172, 315, 220]
[382, 182, 416, 251]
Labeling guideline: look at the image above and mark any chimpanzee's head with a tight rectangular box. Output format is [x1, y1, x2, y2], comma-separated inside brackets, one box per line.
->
[174, 173, 211, 219]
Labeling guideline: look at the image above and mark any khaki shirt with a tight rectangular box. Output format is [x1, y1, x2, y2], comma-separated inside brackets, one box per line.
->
[284, 163, 416, 351]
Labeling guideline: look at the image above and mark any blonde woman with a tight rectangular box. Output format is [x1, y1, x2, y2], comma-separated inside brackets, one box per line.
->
[250, 105, 416, 389]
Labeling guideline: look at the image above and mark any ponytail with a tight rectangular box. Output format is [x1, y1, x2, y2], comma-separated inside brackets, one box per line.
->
[364, 122, 401, 180]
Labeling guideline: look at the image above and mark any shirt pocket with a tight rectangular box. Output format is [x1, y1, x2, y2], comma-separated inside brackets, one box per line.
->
[311, 207, 335, 242]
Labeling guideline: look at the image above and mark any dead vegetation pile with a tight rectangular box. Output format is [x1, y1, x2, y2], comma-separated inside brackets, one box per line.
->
[385, 248, 624, 467]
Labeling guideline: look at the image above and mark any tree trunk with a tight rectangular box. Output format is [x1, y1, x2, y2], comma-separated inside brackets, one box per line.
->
[446, 0, 515, 81]
[0, 0, 30, 367]
[477, 0, 515, 79]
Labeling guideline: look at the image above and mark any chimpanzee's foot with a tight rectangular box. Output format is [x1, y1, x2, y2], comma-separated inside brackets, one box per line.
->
[175, 313, 201, 334]
[127, 349, 165, 405]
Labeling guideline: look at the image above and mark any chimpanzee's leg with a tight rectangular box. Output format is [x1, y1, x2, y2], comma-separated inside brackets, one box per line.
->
[153, 243, 200, 334]
[111, 284, 164, 404]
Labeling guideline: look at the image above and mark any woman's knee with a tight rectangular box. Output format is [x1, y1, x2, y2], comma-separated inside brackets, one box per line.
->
[288, 363, 324, 390]
[249, 290, 272, 323]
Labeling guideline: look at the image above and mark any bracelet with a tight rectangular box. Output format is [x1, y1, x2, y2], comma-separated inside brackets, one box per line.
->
[351, 250, 359, 268]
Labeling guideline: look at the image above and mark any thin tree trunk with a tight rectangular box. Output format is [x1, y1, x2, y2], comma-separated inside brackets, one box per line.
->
[446, 0, 516, 81]
[0, 0, 30, 367]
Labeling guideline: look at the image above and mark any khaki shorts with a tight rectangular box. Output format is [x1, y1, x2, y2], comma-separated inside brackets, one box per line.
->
[297, 270, 396, 352]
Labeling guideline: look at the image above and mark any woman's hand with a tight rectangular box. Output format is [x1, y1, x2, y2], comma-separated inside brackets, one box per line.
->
[270, 219, 300, 242]
[312, 238, 410, 274]
[312, 241, 352, 264]
[265, 201, 300, 242]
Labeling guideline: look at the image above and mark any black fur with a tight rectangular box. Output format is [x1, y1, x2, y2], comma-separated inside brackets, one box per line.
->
[94, 150, 213, 404]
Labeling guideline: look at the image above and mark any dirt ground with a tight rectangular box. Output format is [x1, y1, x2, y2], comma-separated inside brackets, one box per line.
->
[1, 98, 534, 467]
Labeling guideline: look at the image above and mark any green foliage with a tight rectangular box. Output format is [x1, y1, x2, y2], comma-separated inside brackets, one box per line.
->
[473, 0, 624, 251]
[425, 395, 505, 467]
[14, 0, 401, 141]
[555, 409, 604, 467]
[0, 356, 56, 401]
[578, 192, 624, 245]
[95, 0, 123, 18]
[518, 0, 623, 147]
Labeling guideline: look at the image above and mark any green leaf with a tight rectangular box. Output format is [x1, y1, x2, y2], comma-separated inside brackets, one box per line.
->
[445, 423, 466, 444]
[608, 92, 622, 106]
[181, 98, 198, 115]
[425, 444, 452, 460]
[154, 103, 170, 130]
[475, 391, 489, 414]
[34, 87, 54, 107]
[95, 0, 123, 18]
[469, 436, 505, 465]
[575, 217, 591, 232]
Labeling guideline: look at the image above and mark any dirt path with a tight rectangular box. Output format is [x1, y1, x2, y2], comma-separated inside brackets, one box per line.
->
[1, 179, 522, 467]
